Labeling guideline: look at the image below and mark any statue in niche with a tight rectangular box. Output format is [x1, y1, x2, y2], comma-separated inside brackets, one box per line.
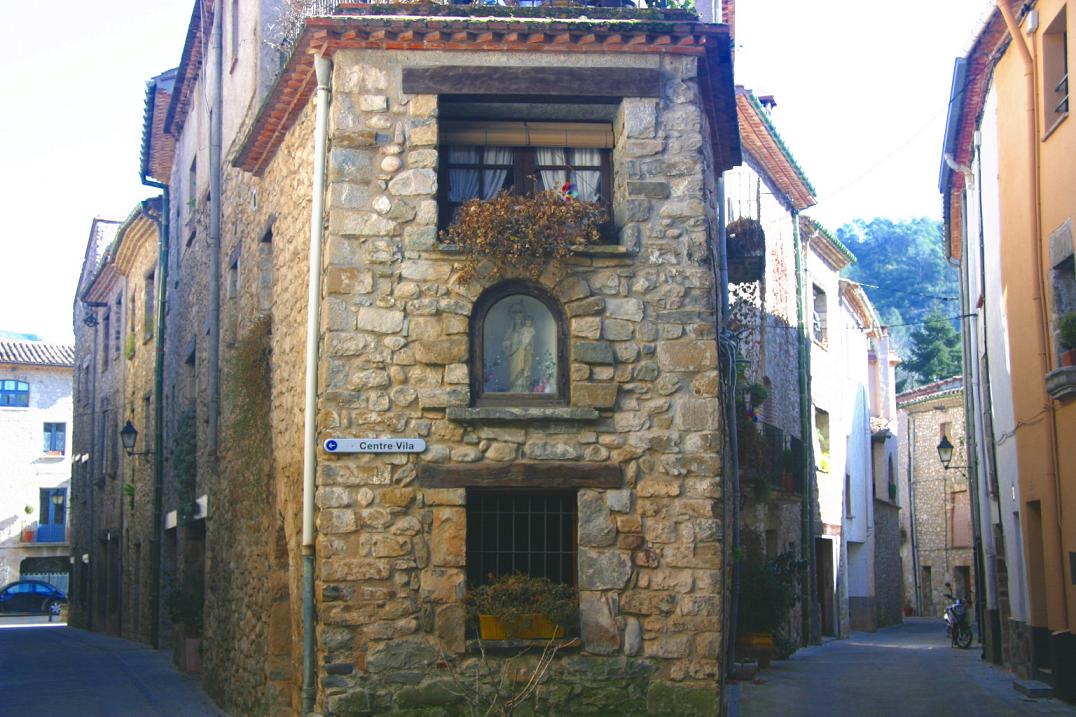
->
[502, 301, 535, 392]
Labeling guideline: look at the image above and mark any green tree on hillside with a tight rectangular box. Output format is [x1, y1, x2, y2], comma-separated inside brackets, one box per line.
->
[836, 218, 960, 388]
[903, 305, 963, 386]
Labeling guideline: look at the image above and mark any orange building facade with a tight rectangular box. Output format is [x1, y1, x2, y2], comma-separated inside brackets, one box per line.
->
[943, 0, 1076, 695]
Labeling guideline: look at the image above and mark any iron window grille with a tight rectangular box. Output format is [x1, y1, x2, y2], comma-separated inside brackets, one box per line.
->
[466, 490, 577, 587]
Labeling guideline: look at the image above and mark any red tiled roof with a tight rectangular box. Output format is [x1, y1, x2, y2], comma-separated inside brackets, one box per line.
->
[142, 69, 177, 183]
[897, 376, 963, 407]
[737, 89, 815, 212]
[234, 9, 739, 176]
[941, 3, 1016, 261]
[165, 0, 214, 137]
[0, 340, 75, 368]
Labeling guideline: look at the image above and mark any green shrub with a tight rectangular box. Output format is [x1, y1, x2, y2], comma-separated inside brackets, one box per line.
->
[465, 573, 578, 639]
[737, 550, 808, 635]
[1058, 312, 1076, 351]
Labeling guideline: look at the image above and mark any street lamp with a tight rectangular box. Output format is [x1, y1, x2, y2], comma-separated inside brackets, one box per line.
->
[120, 420, 152, 456]
[937, 435, 955, 469]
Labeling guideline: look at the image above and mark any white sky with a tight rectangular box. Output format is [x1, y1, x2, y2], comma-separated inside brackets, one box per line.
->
[0, 0, 995, 344]
[735, 0, 997, 228]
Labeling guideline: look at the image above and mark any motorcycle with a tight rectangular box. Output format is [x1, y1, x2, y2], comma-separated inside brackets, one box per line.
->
[943, 582, 973, 649]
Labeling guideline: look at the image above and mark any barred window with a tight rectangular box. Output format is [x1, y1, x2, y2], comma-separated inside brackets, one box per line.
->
[466, 490, 577, 587]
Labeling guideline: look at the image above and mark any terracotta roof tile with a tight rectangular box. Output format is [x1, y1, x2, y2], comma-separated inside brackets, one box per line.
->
[897, 375, 963, 407]
[736, 88, 815, 211]
[0, 340, 75, 368]
[234, 8, 739, 176]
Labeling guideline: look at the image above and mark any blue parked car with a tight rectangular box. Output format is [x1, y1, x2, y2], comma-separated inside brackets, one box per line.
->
[0, 580, 67, 616]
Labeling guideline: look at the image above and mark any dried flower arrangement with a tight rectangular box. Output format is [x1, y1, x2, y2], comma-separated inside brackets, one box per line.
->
[440, 190, 606, 283]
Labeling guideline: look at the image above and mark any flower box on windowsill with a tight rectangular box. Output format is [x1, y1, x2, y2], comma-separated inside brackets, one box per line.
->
[1045, 366, 1076, 403]
[478, 613, 565, 641]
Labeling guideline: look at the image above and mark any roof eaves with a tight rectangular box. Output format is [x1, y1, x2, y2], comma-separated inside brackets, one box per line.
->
[235, 11, 737, 175]
[938, 57, 969, 194]
[141, 69, 178, 182]
[165, 1, 211, 136]
[743, 90, 815, 196]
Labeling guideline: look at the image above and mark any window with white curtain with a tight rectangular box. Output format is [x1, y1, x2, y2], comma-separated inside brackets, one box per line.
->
[438, 120, 614, 239]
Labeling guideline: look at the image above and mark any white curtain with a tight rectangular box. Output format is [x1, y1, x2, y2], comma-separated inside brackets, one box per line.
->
[572, 148, 601, 202]
[537, 148, 567, 193]
[482, 147, 513, 199]
[447, 146, 480, 203]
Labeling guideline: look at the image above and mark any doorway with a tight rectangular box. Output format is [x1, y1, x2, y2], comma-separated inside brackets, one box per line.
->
[816, 537, 836, 637]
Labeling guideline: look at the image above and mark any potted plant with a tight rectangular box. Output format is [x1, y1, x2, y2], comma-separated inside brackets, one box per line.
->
[736, 551, 807, 667]
[726, 217, 766, 283]
[440, 189, 605, 283]
[465, 573, 578, 641]
[1058, 311, 1076, 367]
[166, 581, 204, 673]
[21, 506, 35, 542]
[745, 382, 769, 409]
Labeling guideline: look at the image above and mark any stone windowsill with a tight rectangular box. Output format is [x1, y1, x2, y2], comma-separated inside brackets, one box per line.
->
[447, 406, 599, 422]
[466, 637, 581, 654]
[1045, 366, 1076, 403]
[436, 242, 635, 258]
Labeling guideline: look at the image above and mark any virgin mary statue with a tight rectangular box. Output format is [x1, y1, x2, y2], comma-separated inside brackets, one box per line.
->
[503, 301, 535, 392]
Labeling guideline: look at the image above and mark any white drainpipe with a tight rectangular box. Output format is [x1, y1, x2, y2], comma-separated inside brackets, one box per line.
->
[302, 52, 333, 715]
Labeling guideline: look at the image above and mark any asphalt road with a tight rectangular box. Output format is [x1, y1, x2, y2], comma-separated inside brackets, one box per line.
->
[0, 618, 226, 717]
[735, 618, 1076, 717]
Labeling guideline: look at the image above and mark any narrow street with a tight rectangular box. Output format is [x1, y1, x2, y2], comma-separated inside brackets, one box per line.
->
[0, 618, 225, 717]
[735, 619, 1076, 717]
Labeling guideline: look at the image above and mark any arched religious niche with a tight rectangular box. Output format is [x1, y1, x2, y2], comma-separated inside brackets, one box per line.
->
[471, 282, 567, 405]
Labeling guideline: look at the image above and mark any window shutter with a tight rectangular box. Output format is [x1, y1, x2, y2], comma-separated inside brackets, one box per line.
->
[440, 121, 614, 149]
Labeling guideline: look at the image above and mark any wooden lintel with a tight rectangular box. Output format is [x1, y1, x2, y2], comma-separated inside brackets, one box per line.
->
[417, 461, 622, 489]
[403, 66, 661, 98]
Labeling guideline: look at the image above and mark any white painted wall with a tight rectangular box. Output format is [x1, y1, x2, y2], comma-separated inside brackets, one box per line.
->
[968, 85, 1028, 622]
[0, 363, 73, 585]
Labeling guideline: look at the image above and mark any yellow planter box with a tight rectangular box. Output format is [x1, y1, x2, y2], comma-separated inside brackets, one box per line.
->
[478, 613, 565, 641]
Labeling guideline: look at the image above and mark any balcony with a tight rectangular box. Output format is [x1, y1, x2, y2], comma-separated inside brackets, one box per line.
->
[20, 522, 66, 544]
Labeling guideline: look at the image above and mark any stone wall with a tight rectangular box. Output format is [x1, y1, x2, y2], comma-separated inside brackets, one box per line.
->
[872, 499, 903, 628]
[118, 218, 165, 647]
[198, 102, 319, 717]
[294, 48, 725, 716]
[898, 391, 973, 616]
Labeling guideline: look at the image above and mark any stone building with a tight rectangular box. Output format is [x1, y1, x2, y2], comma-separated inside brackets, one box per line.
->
[723, 88, 814, 650]
[71, 201, 164, 643]
[73, 2, 741, 716]
[897, 378, 974, 617]
[0, 338, 74, 590]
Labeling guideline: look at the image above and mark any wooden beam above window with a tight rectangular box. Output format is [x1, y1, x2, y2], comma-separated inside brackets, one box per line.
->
[403, 66, 661, 98]
[417, 461, 621, 488]
[441, 120, 614, 148]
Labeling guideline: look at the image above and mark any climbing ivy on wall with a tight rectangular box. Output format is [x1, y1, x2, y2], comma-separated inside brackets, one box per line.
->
[173, 408, 198, 524]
